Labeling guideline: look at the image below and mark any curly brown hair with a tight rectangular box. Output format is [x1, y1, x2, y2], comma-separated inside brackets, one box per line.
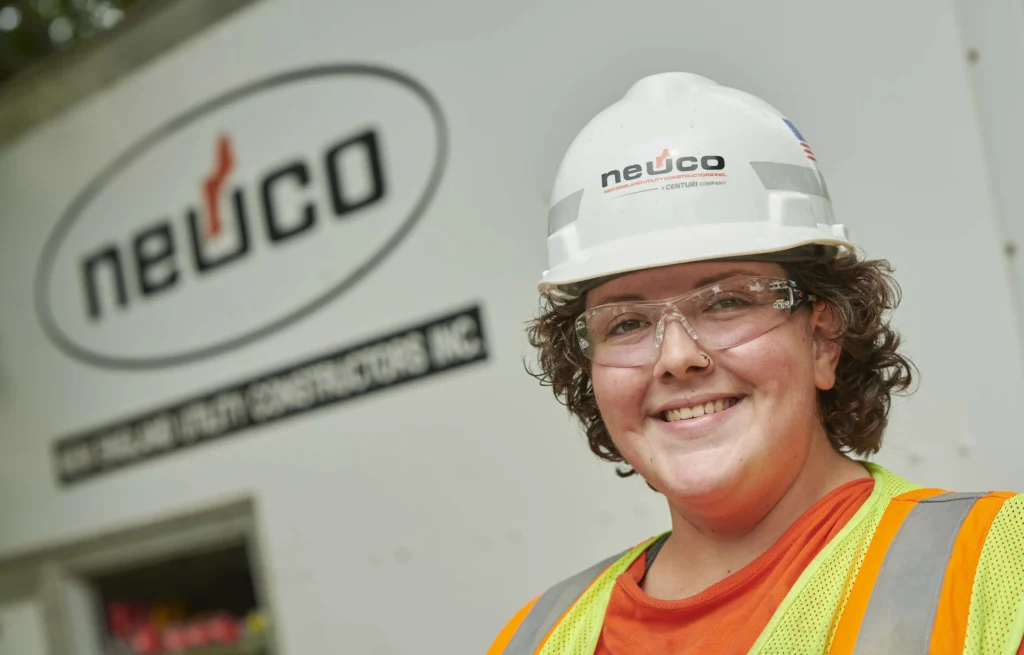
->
[526, 253, 917, 478]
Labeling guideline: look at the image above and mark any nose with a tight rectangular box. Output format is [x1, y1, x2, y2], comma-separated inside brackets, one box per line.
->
[652, 314, 711, 379]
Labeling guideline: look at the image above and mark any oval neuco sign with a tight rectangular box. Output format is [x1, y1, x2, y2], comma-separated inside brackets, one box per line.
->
[35, 65, 447, 369]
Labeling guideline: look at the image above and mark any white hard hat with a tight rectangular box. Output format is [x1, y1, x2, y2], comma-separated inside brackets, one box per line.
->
[540, 72, 854, 296]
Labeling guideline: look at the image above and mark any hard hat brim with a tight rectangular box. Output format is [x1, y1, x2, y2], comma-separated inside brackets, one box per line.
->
[538, 222, 853, 297]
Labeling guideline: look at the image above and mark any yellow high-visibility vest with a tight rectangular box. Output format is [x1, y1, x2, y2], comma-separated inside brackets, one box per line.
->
[488, 463, 1024, 654]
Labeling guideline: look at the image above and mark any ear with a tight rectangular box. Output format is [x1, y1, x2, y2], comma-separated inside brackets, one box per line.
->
[809, 299, 842, 391]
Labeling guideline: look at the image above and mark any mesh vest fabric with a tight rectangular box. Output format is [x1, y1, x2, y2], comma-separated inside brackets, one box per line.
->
[962, 493, 1024, 655]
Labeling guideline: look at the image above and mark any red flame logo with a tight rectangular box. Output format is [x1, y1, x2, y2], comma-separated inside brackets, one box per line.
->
[202, 135, 235, 240]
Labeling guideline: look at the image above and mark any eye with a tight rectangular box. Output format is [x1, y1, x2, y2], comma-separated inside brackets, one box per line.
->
[607, 317, 650, 336]
[706, 294, 755, 312]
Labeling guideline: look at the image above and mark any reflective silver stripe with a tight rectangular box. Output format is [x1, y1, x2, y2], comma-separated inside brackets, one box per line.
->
[852, 492, 986, 655]
[547, 189, 584, 235]
[749, 162, 830, 200]
[502, 549, 625, 655]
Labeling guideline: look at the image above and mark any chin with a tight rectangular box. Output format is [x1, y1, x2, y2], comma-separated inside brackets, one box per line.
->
[645, 452, 749, 503]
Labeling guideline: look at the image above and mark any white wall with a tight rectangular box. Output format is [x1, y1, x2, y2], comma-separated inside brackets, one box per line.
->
[954, 0, 1024, 364]
[1, 0, 1022, 653]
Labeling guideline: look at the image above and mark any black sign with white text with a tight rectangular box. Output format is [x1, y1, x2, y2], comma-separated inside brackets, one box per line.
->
[53, 305, 488, 486]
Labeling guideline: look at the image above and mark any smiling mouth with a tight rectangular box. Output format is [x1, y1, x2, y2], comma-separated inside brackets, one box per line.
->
[661, 397, 743, 422]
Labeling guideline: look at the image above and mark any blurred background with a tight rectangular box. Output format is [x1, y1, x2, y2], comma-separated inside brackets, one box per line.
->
[0, 0, 1022, 653]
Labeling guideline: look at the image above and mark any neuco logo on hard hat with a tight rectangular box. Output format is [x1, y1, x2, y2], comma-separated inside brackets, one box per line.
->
[601, 148, 727, 195]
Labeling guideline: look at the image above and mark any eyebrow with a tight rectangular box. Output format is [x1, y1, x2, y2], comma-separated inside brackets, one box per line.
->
[692, 269, 765, 288]
[590, 269, 767, 306]
[591, 293, 645, 305]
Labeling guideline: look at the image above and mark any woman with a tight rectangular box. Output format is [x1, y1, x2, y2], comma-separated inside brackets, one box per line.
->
[488, 73, 1024, 654]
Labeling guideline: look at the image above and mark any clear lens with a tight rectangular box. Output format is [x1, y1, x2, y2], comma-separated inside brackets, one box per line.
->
[577, 276, 804, 367]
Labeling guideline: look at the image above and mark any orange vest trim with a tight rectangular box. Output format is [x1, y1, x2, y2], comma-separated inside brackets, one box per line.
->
[928, 491, 1015, 654]
[487, 597, 539, 655]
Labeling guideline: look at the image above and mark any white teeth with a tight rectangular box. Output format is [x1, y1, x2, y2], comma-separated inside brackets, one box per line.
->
[663, 397, 740, 422]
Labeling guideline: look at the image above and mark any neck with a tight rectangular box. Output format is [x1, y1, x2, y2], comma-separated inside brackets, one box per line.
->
[642, 441, 869, 601]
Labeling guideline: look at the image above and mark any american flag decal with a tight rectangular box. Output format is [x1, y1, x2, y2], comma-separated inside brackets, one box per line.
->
[783, 119, 817, 163]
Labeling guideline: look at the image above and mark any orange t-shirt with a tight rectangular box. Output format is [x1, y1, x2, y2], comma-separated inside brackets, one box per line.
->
[595, 477, 873, 655]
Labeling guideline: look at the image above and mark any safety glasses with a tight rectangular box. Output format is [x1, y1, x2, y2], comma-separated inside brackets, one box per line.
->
[575, 276, 816, 367]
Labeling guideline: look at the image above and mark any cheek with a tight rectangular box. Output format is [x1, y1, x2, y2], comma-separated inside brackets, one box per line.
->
[591, 365, 648, 430]
[726, 329, 818, 406]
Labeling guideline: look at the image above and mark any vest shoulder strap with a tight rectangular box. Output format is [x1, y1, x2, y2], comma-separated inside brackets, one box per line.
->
[831, 489, 1024, 655]
[492, 536, 660, 655]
